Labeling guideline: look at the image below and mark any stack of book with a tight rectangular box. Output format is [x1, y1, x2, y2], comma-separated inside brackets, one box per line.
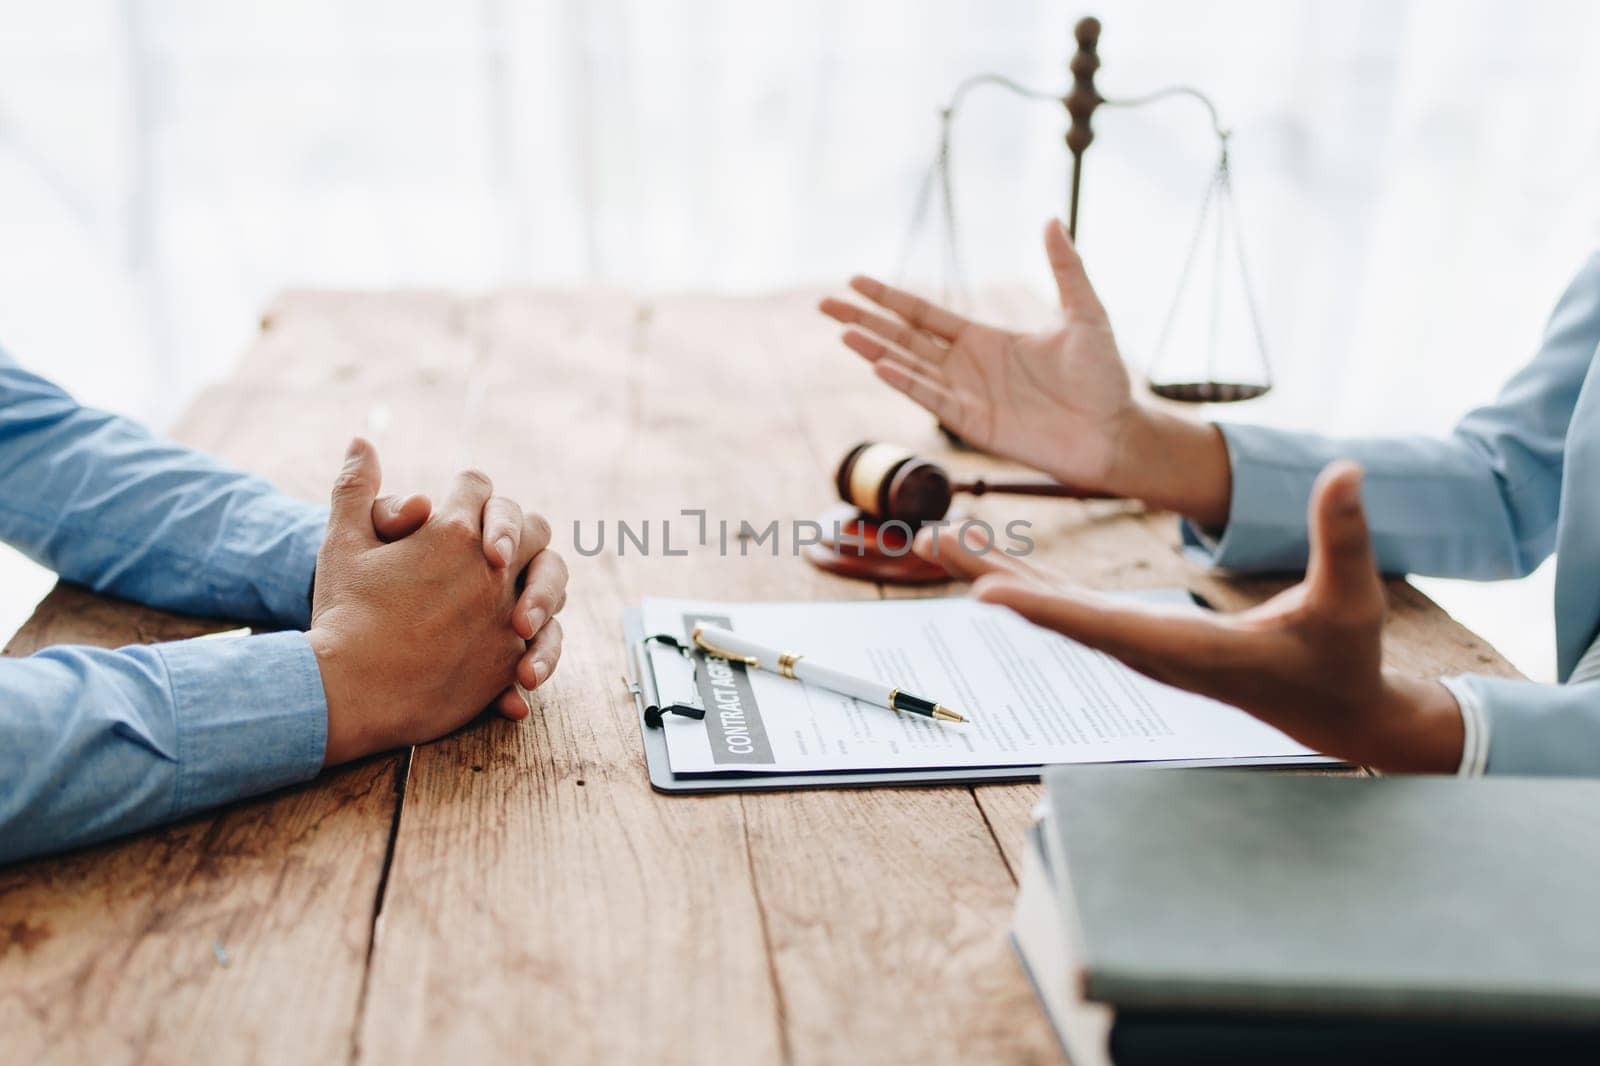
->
[1013, 768, 1600, 1063]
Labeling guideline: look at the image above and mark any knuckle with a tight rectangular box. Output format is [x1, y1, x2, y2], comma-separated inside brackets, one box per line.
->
[331, 470, 366, 498]
[491, 495, 524, 523]
[488, 511, 522, 547]
[526, 512, 552, 548]
[543, 549, 570, 586]
[439, 512, 478, 540]
[458, 468, 493, 493]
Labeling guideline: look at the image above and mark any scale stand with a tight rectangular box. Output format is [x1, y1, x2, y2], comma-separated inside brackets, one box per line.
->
[900, 14, 1273, 408]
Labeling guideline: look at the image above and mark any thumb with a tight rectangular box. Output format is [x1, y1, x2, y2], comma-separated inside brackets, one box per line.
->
[1304, 460, 1382, 612]
[1043, 217, 1102, 312]
[372, 492, 433, 542]
[326, 437, 383, 552]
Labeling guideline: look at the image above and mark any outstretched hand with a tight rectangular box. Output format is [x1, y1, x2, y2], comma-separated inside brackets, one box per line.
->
[916, 460, 1465, 772]
[821, 219, 1134, 490]
[822, 217, 1234, 526]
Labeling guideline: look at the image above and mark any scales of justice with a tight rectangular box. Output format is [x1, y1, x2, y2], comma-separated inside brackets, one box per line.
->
[809, 16, 1274, 585]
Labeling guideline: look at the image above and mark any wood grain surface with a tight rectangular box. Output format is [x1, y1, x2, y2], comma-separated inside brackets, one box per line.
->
[0, 289, 1522, 1066]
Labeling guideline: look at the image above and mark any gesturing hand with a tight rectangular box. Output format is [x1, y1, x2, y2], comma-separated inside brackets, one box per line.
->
[309, 439, 569, 765]
[821, 219, 1137, 491]
[917, 460, 1466, 772]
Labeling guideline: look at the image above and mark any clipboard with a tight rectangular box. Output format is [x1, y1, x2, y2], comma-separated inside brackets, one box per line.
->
[622, 606, 1338, 795]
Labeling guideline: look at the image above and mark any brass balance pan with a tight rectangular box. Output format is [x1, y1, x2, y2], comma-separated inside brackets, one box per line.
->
[1148, 381, 1271, 403]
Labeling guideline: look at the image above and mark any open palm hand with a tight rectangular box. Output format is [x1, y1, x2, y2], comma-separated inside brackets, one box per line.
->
[820, 219, 1135, 489]
[915, 461, 1466, 772]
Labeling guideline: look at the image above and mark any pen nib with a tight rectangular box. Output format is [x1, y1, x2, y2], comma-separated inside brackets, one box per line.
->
[932, 705, 966, 723]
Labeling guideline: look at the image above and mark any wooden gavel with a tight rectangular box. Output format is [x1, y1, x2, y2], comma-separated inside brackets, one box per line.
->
[835, 441, 1112, 525]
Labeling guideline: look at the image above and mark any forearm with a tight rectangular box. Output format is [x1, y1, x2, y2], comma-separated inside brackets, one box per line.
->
[1368, 674, 1467, 774]
[1129, 417, 1549, 579]
[0, 633, 327, 864]
[0, 357, 325, 627]
[1110, 406, 1232, 527]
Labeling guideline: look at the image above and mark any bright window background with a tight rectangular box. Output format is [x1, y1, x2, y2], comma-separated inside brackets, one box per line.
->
[3, 0, 1598, 678]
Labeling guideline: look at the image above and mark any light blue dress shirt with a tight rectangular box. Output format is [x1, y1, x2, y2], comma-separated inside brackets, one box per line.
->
[1185, 250, 1600, 777]
[0, 350, 330, 863]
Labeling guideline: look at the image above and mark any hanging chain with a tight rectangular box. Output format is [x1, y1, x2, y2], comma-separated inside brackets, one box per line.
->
[1144, 137, 1272, 398]
[896, 75, 1062, 306]
[1219, 144, 1272, 389]
[1148, 141, 1222, 385]
[898, 69, 1272, 400]
[900, 76, 1233, 306]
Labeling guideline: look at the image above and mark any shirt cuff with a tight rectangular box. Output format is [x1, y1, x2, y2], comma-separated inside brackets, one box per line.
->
[1178, 422, 1322, 571]
[1438, 676, 1490, 777]
[157, 630, 328, 816]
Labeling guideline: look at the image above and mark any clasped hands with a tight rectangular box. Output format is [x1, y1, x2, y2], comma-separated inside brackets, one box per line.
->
[309, 438, 569, 766]
[823, 219, 1464, 772]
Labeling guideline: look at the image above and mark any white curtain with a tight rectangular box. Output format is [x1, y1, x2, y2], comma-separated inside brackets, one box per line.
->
[2, 0, 1598, 672]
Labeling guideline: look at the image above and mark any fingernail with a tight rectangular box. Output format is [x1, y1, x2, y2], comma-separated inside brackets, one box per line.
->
[532, 660, 551, 685]
[495, 535, 514, 566]
[526, 607, 547, 633]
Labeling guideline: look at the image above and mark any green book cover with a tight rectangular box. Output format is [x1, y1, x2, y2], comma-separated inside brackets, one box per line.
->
[1042, 767, 1600, 1025]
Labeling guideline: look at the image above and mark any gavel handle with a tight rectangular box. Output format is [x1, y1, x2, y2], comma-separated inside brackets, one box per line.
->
[954, 479, 1117, 501]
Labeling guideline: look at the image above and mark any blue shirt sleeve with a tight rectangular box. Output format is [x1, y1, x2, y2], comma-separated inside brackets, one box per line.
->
[1182, 250, 1600, 580]
[0, 348, 334, 862]
[0, 349, 328, 628]
[0, 631, 328, 863]
[1442, 674, 1600, 777]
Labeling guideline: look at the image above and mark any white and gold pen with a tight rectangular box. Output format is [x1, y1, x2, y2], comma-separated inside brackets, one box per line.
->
[691, 623, 966, 724]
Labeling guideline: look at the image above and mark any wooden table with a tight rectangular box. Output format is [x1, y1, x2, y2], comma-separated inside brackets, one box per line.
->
[0, 289, 1520, 1065]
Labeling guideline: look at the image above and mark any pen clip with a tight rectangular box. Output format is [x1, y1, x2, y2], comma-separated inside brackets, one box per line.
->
[690, 624, 760, 668]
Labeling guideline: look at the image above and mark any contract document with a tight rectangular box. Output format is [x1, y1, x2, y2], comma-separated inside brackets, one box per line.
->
[638, 595, 1329, 775]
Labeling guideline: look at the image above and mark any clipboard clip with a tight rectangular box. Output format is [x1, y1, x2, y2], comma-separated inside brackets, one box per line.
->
[644, 633, 693, 655]
[637, 633, 707, 728]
